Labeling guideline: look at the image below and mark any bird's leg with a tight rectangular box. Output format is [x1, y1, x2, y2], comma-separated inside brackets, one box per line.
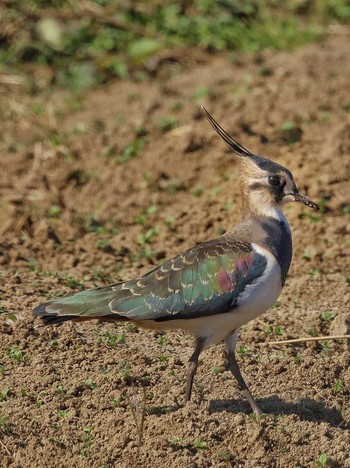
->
[226, 329, 262, 417]
[185, 337, 205, 402]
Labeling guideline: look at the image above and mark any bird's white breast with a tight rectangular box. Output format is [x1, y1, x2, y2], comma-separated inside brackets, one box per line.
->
[235, 243, 282, 316]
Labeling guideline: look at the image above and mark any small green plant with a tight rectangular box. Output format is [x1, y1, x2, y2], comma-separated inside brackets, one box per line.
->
[156, 335, 167, 348]
[96, 238, 113, 252]
[168, 436, 182, 445]
[137, 226, 159, 244]
[281, 121, 302, 144]
[135, 204, 158, 225]
[164, 215, 176, 231]
[81, 426, 94, 458]
[170, 101, 183, 112]
[192, 86, 212, 101]
[6, 345, 24, 362]
[210, 186, 223, 197]
[47, 205, 61, 218]
[308, 267, 320, 276]
[119, 360, 132, 378]
[218, 450, 233, 461]
[49, 339, 59, 347]
[192, 440, 208, 449]
[210, 366, 225, 375]
[223, 202, 233, 211]
[320, 312, 336, 321]
[341, 204, 350, 214]
[59, 275, 85, 289]
[166, 180, 183, 196]
[333, 379, 343, 393]
[309, 213, 320, 223]
[237, 345, 251, 356]
[192, 184, 204, 197]
[320, 341, 330, 358]
[0, 416, 10, 430]
[138, 246, 154, 260]
[55, 385, 74, 396]
[265, 325, 284, 336]
[118, 138, 145, 163]
[157, 117, 179, 133]
[85, 378, 97, 390]
[124, 323, 138, 332]
[99, 332, 126, 347]
[306, 327, 317, 337]
[318, 198, 330, 214]
[112, 396, 123, 408]
[0, 388, 10, 402]
[315, 453, 329, 467]
[158, 354, 170, 363]
[294, 352, 304, 364]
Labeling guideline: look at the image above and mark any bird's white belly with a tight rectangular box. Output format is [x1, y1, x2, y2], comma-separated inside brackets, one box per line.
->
[138, 244, 283, 349]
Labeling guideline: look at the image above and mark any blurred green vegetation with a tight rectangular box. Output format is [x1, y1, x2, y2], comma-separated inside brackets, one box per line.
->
[1, 0, 349, 91]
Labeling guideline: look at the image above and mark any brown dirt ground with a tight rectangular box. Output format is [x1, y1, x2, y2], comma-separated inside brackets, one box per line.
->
[1, 30, 350, 468]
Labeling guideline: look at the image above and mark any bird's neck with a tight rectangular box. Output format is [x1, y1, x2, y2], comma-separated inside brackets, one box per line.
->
[229, 207, 293, 286]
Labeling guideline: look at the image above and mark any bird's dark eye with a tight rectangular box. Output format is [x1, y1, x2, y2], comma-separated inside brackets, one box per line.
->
[268, 175, 280, 186]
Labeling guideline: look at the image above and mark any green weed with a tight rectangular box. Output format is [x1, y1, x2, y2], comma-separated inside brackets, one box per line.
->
[85, 378, 97, 390]
[315, 453, 329, 468]
[210, 366, 225, 375]
[112, 396, 123, 408]
[237, 345, 251, 356]
[156, 335, 167, 348]
[333, 379, 343, 393]
[158, 354, 170, 363]
[137, 226, 159, 245]
[320, 312, 336, 321]
[192, 440, 208, 449]
[99, 332, 126, 347]
[119, 360, 132, 378]
[281, 121, 302, 144]
[0, 416, 10, 430]
[118, 138, 145, 164]
[265, 325, 284, 336]
[157, 117, 179, 133]
[0, 388, 10, 402]
[80, 426, 94, 458]
[6, 345, 24, 362]
[218, 450, 233, 461]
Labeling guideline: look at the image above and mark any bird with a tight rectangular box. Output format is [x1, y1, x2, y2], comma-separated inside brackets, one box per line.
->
[32, 107, 319, 417]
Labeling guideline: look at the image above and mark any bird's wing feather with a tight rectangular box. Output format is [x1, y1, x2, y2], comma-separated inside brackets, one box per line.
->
[33, 237, 268, 323]
[109, 237, 267, 321]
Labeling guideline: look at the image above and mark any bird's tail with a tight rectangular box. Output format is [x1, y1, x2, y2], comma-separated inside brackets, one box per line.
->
[32, 285, 124, 326]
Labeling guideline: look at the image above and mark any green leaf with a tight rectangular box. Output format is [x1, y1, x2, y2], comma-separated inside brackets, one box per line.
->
[128, 39, 163, 64]
[192, 440, 208, 449]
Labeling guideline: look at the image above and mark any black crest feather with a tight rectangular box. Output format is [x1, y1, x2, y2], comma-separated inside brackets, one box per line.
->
[202, 106, 253, 157]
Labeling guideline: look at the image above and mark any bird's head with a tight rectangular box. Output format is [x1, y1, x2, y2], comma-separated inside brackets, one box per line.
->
[202, 107, 319, 219]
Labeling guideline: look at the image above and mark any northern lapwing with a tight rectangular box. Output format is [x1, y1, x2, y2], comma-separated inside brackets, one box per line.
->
[33, 107, 319, 416]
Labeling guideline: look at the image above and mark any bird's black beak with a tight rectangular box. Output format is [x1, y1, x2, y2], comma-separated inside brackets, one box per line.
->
[292, 191, 319, 210]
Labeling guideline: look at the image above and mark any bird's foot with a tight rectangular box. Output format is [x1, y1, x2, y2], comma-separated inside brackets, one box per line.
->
[242, 389, 263, 418]
[251, 403, 263, 418]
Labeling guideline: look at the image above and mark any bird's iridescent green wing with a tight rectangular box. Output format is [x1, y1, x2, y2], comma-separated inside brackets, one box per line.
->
[109, 237, 267, 321]
[33, 237, 267, 324]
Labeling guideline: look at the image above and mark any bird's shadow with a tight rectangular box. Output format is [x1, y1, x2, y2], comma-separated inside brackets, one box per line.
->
[209, 395, 349, 428]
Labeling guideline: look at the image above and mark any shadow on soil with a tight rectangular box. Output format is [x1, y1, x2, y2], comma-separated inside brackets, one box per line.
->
[209, 396, 348, 428]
